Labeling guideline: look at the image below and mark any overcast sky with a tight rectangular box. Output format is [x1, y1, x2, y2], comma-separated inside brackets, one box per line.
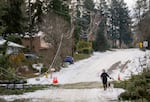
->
[93, 0, 136, 10]
[124, 0, 136, 10]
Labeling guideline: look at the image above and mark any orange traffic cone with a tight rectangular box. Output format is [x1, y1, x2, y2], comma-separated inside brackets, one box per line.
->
[53, 77, 58, 84]
[55, 77, 58, 83]
[118, 74, 120, 81]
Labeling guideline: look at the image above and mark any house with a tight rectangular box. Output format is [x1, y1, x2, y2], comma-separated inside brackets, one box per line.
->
[0, 38, 24, 54]
[21, 31, 53, 66]
[21, 31, 51, 53]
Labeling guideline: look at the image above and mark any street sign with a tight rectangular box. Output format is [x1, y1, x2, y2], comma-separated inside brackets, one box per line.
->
[143, 41, 148, 48]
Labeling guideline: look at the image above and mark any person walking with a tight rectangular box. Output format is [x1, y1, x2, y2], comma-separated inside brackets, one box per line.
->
[100, 69, 111, 90]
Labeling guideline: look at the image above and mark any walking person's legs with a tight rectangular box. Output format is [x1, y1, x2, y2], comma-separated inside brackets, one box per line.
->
[103, 83, 107, 90]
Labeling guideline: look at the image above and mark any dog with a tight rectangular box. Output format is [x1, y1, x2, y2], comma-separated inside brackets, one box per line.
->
[107, 82, 114, 91]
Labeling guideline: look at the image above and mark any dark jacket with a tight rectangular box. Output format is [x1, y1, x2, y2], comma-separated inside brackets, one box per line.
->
[101, 72, 110, 84]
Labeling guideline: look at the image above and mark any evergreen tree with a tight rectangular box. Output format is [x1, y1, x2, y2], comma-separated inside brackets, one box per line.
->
[84, 0, 95, 12]
[99, 0, 109, 14]
[108, 0, 120, 47]
[2, 0, 25, 37]
[108, 0, 132, 47]
[93, 0, 109, 51]
[48, 0, 70, 21]
[118, 0, 132, 46]
[93, 17, 108, 51]
[135, 0, 149, 21]
[0, 0, 7, 35]
[29, 0, 43, 32]
[26, 0, 70, 32]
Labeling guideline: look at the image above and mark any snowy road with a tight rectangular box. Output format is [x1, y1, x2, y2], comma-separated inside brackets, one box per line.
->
[0, 48, 149, 102]
[1, 88, 124, 102]
[28, 48, 148, 84]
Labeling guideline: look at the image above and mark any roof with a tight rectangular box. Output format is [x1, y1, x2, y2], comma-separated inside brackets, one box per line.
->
[23, 31, 51, 49]
[0, 39, 24, 48]
[23, 31, 43, 38]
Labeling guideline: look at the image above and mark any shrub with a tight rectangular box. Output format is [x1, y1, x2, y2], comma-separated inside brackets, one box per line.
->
[146, 89, 150, 101]
[136, 87, 146, 98]
[126, 82, 135, 91]
[119, 91, 130, 100]
[82, 48, 93, 54]
[9, 53, 25, 68]
[115, 69, 150, 101]
[76, 41, 93, 54]
[113, 81, 127, 89]
[41, 67, 48, 73]
[119, 91, 140, 101]
[73, 53, 90, 61]
[134, 79, 146, 87]
[76, 41, 92, 49]
[143, 71, 150, 79]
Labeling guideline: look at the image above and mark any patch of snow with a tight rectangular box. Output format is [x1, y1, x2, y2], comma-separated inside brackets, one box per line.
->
[0, 39, 24, 48]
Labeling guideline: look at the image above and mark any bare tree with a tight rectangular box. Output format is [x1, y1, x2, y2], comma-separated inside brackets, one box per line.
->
[87, 11, 104, 41]
[40, 12, 72, 69]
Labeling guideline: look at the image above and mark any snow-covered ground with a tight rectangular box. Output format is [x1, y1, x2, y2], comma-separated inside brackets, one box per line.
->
[1, 88, 125, 102]
[28, 48, 149, 84]
[1, 48, 149, 102]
